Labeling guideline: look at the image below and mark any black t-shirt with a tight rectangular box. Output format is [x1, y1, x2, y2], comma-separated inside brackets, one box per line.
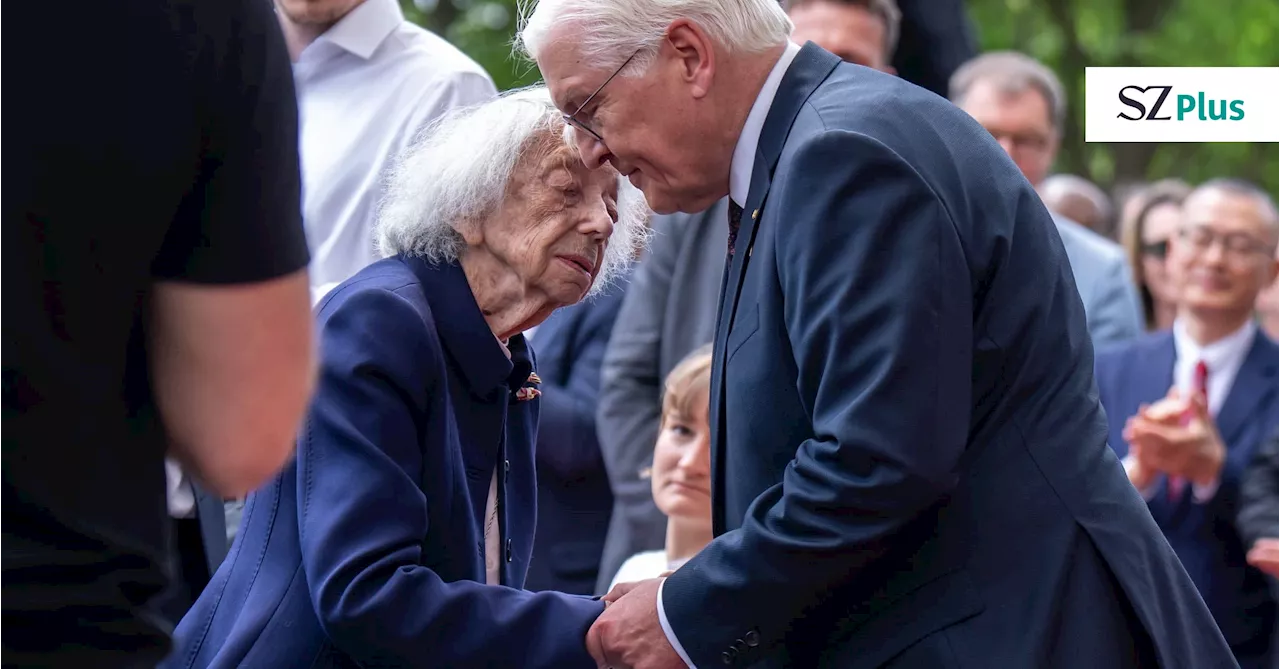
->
[2, 0, 309, 663]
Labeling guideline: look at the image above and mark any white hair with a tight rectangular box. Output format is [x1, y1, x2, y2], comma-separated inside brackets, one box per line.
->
[516, 0, 793, 75]
[375, 86, 650, 296]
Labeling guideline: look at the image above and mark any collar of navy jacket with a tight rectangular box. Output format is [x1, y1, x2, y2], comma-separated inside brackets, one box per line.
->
[405, 254, 534, 399]
[709, 43, 842, 528]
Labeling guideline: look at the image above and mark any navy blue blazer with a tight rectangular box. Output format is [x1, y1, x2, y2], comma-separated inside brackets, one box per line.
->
[1096, 329, 1279, 669]
[163, 256, 603, 668]
[525, 278, 627, 595]
[659, 43, 1234, 669]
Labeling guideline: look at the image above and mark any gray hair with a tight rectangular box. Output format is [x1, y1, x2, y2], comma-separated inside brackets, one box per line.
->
[782, 0, 901, 61]
[375, 86, 650, 296]
[517, 0, 793, 76]
[1191, 177, 1280, 244]
[949, 51, 1067, 132]
[1039, 174, 1113, 223]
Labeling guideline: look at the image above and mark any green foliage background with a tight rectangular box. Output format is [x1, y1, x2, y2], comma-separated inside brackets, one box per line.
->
[404, 0, 1279, 197]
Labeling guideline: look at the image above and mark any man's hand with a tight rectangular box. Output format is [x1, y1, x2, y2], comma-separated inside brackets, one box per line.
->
[1124, 390, 1225, 486]
[586, 577, 685, 669]
[1247, 538, 1280, 578]
[603, 571, 676, 604]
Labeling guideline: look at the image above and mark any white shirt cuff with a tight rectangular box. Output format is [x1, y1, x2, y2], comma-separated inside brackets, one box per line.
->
[1190, 478, 1220, 503]
[656, 578, 696, 668]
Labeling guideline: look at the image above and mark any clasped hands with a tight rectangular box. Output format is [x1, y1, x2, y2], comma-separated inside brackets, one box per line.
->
[1122, 387, 1225, 491]
[587, 572, 685, 669]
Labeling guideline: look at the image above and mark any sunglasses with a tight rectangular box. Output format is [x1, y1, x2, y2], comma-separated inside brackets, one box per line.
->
[1141, 239, 1169, 259]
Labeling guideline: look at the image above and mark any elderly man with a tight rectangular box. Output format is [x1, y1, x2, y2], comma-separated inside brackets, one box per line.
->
[1096, 179, 1280, 669]
[951, 52, 1143, 348]
[593, 0, 905, 597]
[162, 88, 648, 669]
[520, 1, 1233, 667]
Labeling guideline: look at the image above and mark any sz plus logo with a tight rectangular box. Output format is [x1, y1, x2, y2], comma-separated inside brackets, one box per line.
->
[1116, 85, 1245, 121]
[1085, 67, 1278, 143]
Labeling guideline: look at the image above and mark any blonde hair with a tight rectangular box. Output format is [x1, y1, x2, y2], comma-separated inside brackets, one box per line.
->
[661, 344, 714, 424]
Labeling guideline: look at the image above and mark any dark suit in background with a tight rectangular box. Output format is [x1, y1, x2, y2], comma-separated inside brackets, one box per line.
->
[155, 488, 229, 625]
[892, 0, 978, 97]
[594, 203, 727, 593]
[525, 278, 629, 595]
[1239, 430, 1279, 548]
[1096, 331, 1279, 669]
[658, 43, 1231, 668]
[165, 257, 602, 668]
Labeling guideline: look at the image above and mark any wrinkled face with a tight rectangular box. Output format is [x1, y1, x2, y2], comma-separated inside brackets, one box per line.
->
[1140, 202, 1183, 307]
[469, 143, 619, 308]
[789, 1, 890, 71]
[959, 80, 1058, 187]
[1170, 189, 1278, 317]
[538, 27, 731, 215]
[274, 0, 364, 25]
[651, 395, 712, 522]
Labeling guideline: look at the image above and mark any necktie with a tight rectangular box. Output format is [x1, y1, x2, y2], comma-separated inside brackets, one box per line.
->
[727, 200, 744, 257]
[1168, 360, 1209, 502]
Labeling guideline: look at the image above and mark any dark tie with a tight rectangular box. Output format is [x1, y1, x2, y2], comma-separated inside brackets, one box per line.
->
[727, 200, 744, 257]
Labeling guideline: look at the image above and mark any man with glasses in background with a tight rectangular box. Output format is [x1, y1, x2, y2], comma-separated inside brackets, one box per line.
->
[1096, 178, 1280, 669]
[951, 51, 1144, 348]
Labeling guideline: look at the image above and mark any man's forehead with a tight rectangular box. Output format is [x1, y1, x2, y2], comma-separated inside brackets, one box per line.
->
[1184, 191, 1269, 230]
[537, 39, 591, 108]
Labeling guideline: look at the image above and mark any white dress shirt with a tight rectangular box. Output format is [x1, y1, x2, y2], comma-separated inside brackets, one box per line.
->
[1126, 318, 1258, 502]
[164, 458, 196, 519]
[292, 0, 496, 291]
[657, 39, 801, 669]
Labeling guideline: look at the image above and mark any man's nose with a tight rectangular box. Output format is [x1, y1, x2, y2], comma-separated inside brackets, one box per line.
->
[575, 131, 610, 170]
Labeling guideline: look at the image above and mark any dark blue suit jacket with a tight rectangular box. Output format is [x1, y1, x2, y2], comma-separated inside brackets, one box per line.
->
[660, 43, 1234, 669]
[525, 278, 628, 594]
[1096, 329, 1279, 669]
[163, 256, 602, 668]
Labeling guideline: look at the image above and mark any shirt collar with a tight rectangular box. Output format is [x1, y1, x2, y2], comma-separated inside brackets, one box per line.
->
[314, 0, 402, 60]
[1172, 317, 1257, 373]
[728, 40, 801, 206]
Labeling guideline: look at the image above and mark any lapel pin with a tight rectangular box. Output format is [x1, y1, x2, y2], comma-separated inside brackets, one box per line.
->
[515, 386, 541, 402]
[752, 209, 759, 220]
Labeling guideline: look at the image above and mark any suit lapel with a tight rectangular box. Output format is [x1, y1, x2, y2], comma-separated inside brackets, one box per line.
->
[708, 43, 842, 534]
[1214, 331, 1278, 448]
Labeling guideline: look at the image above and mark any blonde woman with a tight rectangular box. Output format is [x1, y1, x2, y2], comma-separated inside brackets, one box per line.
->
[609, 345, 714, 588]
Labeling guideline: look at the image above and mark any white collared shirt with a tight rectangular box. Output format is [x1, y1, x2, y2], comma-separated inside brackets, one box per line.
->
[1172, 318, 1257, 418]
[727, 40, 801, 207]
[658, 40, 801, 669]
[292, 0, 496, 291]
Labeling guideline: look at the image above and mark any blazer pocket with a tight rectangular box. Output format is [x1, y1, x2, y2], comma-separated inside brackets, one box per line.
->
[725, 304, 760, 362]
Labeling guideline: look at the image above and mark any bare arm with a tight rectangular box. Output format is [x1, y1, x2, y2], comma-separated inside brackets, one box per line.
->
[150, 270, 315, 497]
[147, 0, 315, 497]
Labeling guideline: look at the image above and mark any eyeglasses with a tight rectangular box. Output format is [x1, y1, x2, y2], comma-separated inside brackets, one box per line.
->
[1141, 239, 1169, 259]
[1178, 226, 1274, 259]
[984, 128, 1052, 155]
[563, 50, 639, 144]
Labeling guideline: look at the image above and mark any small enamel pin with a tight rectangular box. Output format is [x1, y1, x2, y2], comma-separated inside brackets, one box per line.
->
[515, 371, 542, 401]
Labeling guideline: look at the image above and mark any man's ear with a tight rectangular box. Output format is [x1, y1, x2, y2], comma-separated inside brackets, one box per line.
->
[664, 19, 716, 99]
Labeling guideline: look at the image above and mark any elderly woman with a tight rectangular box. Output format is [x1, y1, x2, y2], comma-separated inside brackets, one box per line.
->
[164, 87, 647, 669]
